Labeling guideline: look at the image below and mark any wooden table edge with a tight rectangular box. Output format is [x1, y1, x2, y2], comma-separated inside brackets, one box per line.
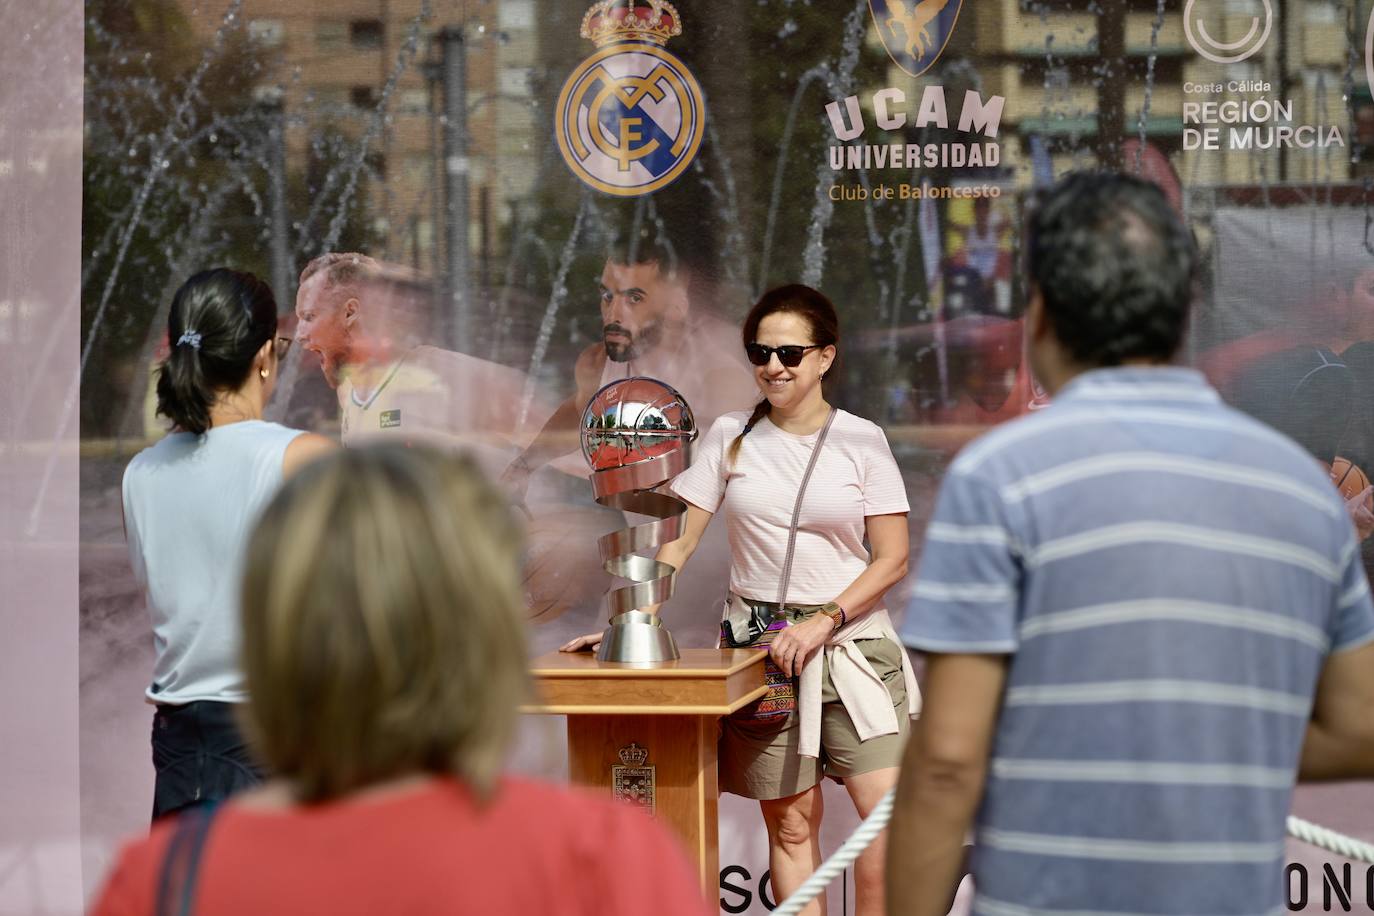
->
[529, 649, 767, 679]
[522, 684, 768, 717]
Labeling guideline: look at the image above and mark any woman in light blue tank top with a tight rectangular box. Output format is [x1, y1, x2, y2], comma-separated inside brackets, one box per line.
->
[122, 269, 333, 821]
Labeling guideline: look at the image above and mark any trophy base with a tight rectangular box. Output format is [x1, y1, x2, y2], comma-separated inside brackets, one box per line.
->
[595, 619, 680, 666]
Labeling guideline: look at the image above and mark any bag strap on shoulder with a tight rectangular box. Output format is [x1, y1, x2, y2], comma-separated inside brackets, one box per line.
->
[776, 407, 837, 610]
[156, 801, 222, 916]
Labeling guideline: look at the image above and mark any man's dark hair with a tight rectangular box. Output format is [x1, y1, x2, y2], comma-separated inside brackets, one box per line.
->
[1026, 171, 1197, 367]
[604, 195, 723, 311]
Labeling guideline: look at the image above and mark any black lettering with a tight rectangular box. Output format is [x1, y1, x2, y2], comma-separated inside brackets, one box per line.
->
[1287, 863, 1308, 911]
[719, 865, 752, 914]
[1323, 862, 1353, 911]
[1366, 865, 1374, 908]
[759, 869, 777, 911]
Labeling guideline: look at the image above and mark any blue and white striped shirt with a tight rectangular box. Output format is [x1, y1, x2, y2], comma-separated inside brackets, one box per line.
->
[901, 367, 1374, 916]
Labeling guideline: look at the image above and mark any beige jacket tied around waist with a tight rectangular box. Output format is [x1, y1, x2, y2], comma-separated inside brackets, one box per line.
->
[796, 608, 921, 760]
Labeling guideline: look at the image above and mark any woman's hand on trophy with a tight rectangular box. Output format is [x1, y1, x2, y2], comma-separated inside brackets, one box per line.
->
[559, 631, 604, 653]
[768, 614, 835, 677]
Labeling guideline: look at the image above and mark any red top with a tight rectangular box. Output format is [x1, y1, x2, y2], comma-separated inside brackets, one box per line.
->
[92, 776, 711, 916]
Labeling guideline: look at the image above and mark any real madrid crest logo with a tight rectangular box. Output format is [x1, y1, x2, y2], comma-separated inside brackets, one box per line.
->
[555, 0, 706, 197]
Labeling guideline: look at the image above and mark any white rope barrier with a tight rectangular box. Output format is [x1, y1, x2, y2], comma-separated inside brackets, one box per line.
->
[1287, 815, 1374, 864]
[772, 789, 895, 916]
[771, 791, 1374, 915]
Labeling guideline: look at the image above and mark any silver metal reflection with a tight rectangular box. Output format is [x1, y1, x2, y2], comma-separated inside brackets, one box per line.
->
[581, 377, 696, 664]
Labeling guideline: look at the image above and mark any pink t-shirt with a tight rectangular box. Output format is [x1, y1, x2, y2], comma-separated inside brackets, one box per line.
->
[671, 409, 910, 607]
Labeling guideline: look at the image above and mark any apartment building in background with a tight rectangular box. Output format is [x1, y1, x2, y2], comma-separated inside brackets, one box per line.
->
[179, 0, 543, 286]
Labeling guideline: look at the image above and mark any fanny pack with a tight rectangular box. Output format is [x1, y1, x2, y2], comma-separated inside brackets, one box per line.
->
[724, 408, 836, 723]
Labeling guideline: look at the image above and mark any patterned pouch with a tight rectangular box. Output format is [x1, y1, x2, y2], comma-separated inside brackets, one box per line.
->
[721, 613, 797, 724]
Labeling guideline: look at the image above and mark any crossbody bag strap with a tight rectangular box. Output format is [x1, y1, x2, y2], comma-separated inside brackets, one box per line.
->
[775, 407, 837, 609]
[155, 801, 222, 916]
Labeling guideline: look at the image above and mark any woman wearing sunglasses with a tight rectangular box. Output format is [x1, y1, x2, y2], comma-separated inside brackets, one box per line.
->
[563, 284, 916, 916]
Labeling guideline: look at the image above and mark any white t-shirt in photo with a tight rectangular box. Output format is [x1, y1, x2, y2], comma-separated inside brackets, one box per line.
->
[670, 408, 910, 607]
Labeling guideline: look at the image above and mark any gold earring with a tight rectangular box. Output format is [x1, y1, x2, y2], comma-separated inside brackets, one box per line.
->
[260, 369, 269, 380]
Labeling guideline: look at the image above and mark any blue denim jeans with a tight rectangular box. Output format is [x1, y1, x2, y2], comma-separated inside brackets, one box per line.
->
[150, 701, 264, 822]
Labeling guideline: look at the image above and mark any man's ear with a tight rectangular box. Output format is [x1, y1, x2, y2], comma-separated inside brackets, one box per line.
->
[1026, 289, 1049, 342]
[344, 297, 360, 328]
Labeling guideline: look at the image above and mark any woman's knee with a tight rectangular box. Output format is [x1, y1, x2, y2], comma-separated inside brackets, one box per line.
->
[760, 791, 823, 849]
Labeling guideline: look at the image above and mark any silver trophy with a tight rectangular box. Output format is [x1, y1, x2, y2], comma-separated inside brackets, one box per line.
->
[581, 377, 696, 665]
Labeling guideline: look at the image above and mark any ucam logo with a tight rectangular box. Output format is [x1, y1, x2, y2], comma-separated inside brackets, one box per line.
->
[1183, 0, 1273, 64]
[555, 0, 705, 197]
[825, 86, 1004, 172]
[869, 0, 964, 77]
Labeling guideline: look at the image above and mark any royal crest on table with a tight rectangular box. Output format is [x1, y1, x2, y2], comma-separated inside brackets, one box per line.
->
[555, 0, 705, 197]
[868, 0, 964, 78]
[611, 742, 656, 814]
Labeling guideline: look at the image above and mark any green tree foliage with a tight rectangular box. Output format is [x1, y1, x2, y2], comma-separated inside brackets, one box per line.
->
[82, 0, 372, 438]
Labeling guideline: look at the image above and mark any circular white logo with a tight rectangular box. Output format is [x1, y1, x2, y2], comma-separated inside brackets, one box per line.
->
[555, 44, 705, 197]
[1184, 0, 1273, 64]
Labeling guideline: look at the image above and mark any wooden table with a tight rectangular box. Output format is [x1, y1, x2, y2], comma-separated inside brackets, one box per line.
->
[528, 648, 768, 890]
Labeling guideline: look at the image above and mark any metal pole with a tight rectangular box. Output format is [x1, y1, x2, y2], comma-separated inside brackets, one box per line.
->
[263, 93, 293, 312]
[420, 56, 443, 310]
[440, 26, 470, 350]
[1096, 1, 1125, 169]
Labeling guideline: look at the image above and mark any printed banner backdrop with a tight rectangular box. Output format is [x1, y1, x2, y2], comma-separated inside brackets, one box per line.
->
[54, 0, 1374, 912]
[1, 2, 85, 913]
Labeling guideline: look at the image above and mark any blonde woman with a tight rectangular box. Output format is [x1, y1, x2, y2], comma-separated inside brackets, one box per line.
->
[96, 445, 709, 916]
[564, 285, 917, 916]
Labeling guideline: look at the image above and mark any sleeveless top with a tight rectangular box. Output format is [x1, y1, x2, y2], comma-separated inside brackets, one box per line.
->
[122, 420, 303, 704]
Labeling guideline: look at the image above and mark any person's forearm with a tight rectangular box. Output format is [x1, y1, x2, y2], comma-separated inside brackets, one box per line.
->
[832, 556, 908, 620]
[1299, 720, 1374, 781]
[887, 730, 986, 915]
[638, 535, 700, 617]
[515, 399, 583, 469]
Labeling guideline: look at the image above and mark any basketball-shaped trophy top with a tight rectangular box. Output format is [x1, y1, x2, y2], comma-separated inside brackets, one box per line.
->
[580, 377, 696, 472]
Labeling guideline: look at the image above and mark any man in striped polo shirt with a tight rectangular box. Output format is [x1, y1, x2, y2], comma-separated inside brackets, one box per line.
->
[888, 172, 1374, 916]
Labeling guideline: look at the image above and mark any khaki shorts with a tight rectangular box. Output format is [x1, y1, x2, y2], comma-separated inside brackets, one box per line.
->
[718, 634, 910, 800]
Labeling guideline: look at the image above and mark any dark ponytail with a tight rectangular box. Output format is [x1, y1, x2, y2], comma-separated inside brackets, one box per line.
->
[156, 268, 278, 435]
[727, 284, 840, 464]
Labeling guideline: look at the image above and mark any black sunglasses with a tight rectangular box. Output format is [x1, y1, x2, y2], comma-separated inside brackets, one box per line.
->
[745, 342, 821, 368]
